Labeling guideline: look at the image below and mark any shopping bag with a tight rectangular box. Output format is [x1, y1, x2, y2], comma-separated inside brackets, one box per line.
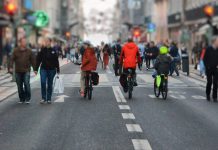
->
[53, 75, 64, 94]
[156, 75, 161, 87]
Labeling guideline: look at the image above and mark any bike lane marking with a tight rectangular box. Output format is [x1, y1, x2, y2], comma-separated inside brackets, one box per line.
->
[112, 86, 152, 150]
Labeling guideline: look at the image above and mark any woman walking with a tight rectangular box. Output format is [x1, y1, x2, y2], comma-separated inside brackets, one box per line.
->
[103, 44, 110, 70]
[36, 38, 60, 104]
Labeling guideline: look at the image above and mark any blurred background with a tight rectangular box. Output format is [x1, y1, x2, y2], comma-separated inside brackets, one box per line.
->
[0, 0, 218, 62]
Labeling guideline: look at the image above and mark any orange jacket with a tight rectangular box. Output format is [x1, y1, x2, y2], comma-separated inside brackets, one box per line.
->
[120, 42, 141, 69]
[81, 47, 97, 71]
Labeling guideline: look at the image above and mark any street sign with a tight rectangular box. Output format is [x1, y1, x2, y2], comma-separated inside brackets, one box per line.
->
[147, 23, 156, 33]
[33, 10, 49, 28]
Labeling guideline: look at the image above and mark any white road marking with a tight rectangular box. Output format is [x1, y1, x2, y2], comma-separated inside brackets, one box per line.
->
[170, 95, 186, 100]
[118, 105, 130, 110]
[132, 139, 152, 150]
[112, 86, 127, 103]
[126, 124, 143, 132]
[192, 95, 206, 100]
[148, 95, 156, 98]
[54, 95, 69, 103]
[122, 113, 135, 119]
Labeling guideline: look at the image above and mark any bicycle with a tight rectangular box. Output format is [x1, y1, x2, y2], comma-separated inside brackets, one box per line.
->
[84, 71, 93, 100]
[154, 74, 168, 100]
[125, 68, 135, 99]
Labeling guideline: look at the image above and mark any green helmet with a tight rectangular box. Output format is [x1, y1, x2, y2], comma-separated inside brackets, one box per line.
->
[159, 46, 168, 55]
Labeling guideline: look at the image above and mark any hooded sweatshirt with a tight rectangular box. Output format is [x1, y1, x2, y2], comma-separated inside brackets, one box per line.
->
[120, 42, 141, 69]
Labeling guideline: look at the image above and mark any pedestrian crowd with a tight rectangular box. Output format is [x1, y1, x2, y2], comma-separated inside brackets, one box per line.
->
[1, 35, 218, 103]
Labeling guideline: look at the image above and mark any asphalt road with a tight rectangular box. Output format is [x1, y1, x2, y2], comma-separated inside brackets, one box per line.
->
[0, 61, 218, 150]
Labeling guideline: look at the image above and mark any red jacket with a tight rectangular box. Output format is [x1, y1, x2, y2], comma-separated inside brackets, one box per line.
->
[81, 47, 97, 71]
[120, 42, 141, 69]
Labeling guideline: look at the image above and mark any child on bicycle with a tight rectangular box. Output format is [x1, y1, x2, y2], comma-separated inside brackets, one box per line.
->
[152, 46, 172, 78]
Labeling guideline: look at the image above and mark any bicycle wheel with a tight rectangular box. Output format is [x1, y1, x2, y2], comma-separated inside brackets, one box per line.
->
[88, 76, 92, 100]
[128, 77, 133, 99]
[161, 79, 168, 100]
[154, 79, 160, 97]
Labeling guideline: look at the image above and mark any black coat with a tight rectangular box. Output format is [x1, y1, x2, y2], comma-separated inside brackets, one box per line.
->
[36, 47, 60, 73]
[203, 46, 218, 70]
[155, 54, 172, 75]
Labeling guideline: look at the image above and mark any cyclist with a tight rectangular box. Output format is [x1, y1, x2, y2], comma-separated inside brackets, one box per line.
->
[80, 41, 97, 97]
[119, 37, 141, 92]
[153, 46, 172, 78]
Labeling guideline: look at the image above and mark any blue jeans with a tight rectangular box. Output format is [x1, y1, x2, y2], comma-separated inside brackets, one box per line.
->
[15, 72, 31, 102]
[40, 69, 56, 101]
[170, 60, 179, 76]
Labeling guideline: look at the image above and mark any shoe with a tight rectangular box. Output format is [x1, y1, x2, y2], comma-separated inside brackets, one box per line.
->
[18, 101, 24, 104]
[206, 95, 210, 101]
[47, 100, 52, 104]
[40, 99, 46, 104]
[133, 82, 138, 86]
[80, 90, 85, 97]
[25, 101, 30, 104]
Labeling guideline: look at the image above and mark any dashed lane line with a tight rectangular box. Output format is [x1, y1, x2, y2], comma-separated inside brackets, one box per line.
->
[118, 105, 130, 110]
[132, 139, 152, 150]
[112, 86, 127, 103]
[121, 113, 135, 120]
[126, 124, 143, 133]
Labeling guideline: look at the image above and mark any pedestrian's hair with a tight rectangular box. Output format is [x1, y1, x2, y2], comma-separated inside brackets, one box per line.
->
[19, 37, 26, 43]
[211, 36, 218, 44]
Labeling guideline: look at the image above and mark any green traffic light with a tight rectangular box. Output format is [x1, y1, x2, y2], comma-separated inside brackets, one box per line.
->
[33, 11, 49, 28]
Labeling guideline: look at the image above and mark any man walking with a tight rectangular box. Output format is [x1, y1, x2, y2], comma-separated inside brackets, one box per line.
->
[10, 38, 36, 104]
[112, 39, 122, 76]
[204, 37, 218, 102]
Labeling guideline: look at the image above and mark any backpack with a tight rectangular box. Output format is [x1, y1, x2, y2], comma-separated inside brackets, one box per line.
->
[91, 72, 99, 85]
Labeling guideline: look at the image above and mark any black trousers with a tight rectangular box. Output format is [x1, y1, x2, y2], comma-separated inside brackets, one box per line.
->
[206, 68, 218, 99]
[114, 56, 122, 75]
[146, 58, 150, 69]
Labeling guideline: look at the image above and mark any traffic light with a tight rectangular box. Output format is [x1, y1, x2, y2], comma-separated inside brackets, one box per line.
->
[5, 2, 17, 16]
[33, 11, 49, 28]
[133, 27, 141, 38]
[204, 5, 214, 17]
[65, 32, 71, 38]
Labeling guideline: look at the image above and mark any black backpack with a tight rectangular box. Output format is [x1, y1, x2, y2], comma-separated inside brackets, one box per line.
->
[91, 72, 99, 86]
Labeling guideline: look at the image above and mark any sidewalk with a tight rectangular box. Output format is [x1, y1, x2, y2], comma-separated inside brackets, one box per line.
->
[180, 64, 207, 83]
[0, 58, 68, 102]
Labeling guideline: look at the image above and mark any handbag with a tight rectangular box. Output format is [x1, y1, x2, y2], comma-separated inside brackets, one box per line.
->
[91, 72, 99, 86]
[53, 75, 64, 94]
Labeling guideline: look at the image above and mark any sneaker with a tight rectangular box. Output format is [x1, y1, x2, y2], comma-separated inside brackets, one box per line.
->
[25, 101, 30, 104]
[18, 101, 24, 104]
[47, 100, 52, 104]
[80, 90, 85, 97]
[40, 99, 46, 104]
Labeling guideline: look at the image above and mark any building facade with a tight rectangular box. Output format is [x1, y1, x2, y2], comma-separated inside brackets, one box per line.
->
[168, 0, 218, 51]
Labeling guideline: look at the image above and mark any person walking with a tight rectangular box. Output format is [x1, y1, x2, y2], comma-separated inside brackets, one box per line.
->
[203, 37, 218, 102]
[103, 44, 110, 70]
[144, 43, 151, 70]
[36, 38, 60, 104]
[169, 42, 180, 76]
[112, 39, 122, 76]
[2, 39, 12, 72]
[149, 41, 159, 68]
[199, 42, 208, 78]
[9, 37, 37, 104]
